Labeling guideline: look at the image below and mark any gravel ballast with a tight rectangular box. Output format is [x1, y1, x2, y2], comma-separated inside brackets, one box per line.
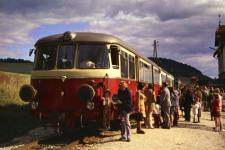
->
[92, 111, 225, 150]
[1, 111, 225, 150]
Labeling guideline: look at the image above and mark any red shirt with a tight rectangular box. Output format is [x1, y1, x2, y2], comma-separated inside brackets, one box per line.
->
[211, 98, 220, 112]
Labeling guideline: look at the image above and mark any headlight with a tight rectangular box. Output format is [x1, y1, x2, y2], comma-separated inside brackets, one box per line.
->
[77, 84, 95, 102]
[19, 85, 37, 102]
[86, 101, 94, 110]
[30, 101, 38, 109]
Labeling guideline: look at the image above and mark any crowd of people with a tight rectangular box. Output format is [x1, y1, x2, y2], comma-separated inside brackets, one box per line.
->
[101, 81, 225, 142]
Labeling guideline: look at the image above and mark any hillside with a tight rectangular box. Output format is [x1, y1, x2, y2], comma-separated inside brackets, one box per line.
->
[148, 57, 218, 85]
[0, 58, 32, 63]
[0, 58, 33, 74]
[0, 63, 33, 74]
[0, 57, 218, 85]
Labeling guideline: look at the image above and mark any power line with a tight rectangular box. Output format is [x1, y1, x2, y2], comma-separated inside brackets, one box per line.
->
[202, 67, 217, 73]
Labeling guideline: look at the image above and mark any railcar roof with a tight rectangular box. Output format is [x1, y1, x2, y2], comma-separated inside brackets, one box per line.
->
[35, 32, 173, 78]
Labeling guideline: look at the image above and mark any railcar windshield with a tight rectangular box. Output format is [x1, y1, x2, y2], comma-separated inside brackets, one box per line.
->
[34, 45, 57, 70]
[57, 45, 76, 69]
[78, 45, 109, 69]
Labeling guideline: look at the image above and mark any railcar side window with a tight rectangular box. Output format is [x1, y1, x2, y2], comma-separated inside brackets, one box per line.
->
[161, 74, 166, 82]
[34, 45, 57, 70]
[129, 55, 135, 79]
[154, 69, 159, 84]
[140, 61, 144, 81]
[78, 45, 109, 69]
[144, 64, 148, 82]
[168, 78, 171, 86]
[149, 66, 152, 83]
[111, 46, 119, 68]
[121, 51, 128, 78]
[57, 45, 76, 69]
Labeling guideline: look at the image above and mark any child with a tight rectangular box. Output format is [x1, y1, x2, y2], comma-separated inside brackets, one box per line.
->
[154, 103, 161, 128]
[211, 93, 221, 132]
[196, 98, 201, 123]
[192, 99, 199, 123]
[102, 89, 116, 129]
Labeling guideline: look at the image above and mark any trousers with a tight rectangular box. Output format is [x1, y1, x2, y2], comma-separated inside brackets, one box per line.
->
[162, 106, 171, 128]
[184, 107, 191, 121]
[120, 110, 131, 138]
[146, 109, 153, 128]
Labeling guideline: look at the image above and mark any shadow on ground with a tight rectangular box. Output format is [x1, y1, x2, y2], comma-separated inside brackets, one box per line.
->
[0, 104, 40, 144]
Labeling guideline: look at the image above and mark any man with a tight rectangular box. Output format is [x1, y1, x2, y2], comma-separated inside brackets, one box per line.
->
[207, 90, 214, 121]
[201, 87, 208, 111]
[160, 81, 171, 129]
[195, 87, 202, 102]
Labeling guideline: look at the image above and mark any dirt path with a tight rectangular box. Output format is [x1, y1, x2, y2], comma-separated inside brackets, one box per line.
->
[91, 111, 225, 150]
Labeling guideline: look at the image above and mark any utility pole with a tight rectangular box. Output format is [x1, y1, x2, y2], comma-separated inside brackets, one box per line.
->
[219, 12, 221, 26]
[153, 40, 159, 64]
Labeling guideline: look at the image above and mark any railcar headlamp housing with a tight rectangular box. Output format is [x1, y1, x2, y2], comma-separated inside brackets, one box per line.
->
[30, 101, 39, 109]
[86, 101, 94, 110]
[63, 31, 76, 41]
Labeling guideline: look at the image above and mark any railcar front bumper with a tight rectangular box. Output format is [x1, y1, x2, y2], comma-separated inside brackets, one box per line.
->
[49, 113, 66, 122]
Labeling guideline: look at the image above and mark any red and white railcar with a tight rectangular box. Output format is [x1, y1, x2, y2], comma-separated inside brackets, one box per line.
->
[19, 32, 174, 130]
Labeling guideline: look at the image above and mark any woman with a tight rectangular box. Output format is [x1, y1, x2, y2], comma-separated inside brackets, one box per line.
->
[134, 82, 146, 134]
[117, 81, 133, 142]
[179, 88, 186, 117]
[156, 87, 163, 125]
[220, 89, 225, 112]
[183, 88, 193, 121]
[211, 93, 221, 132]
[144, 83, 156, 129]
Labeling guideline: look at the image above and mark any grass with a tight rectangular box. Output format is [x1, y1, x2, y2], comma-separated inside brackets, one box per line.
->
[0, 71, 40, 144]
[0, 72, 30, 105]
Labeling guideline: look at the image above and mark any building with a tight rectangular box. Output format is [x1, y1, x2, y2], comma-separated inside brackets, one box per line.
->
[214, 23, 225, 90]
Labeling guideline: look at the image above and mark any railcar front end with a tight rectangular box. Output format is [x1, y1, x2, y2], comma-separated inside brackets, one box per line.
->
[19, 32, 174, 131]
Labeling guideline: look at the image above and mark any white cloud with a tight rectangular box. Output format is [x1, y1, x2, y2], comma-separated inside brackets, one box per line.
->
[0, 47, 26, 58]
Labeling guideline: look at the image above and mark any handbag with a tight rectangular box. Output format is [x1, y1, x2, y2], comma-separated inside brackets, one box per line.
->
[199, 109, 201, 117]
[134, 112, 143, 121]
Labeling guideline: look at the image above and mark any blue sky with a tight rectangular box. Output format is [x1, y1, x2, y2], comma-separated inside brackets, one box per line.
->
[0, 0, 225, 78]
[32, 22, 89, 40]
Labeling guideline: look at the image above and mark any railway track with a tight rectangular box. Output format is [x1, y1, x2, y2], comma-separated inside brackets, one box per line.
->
[13, 127, 120, 150]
